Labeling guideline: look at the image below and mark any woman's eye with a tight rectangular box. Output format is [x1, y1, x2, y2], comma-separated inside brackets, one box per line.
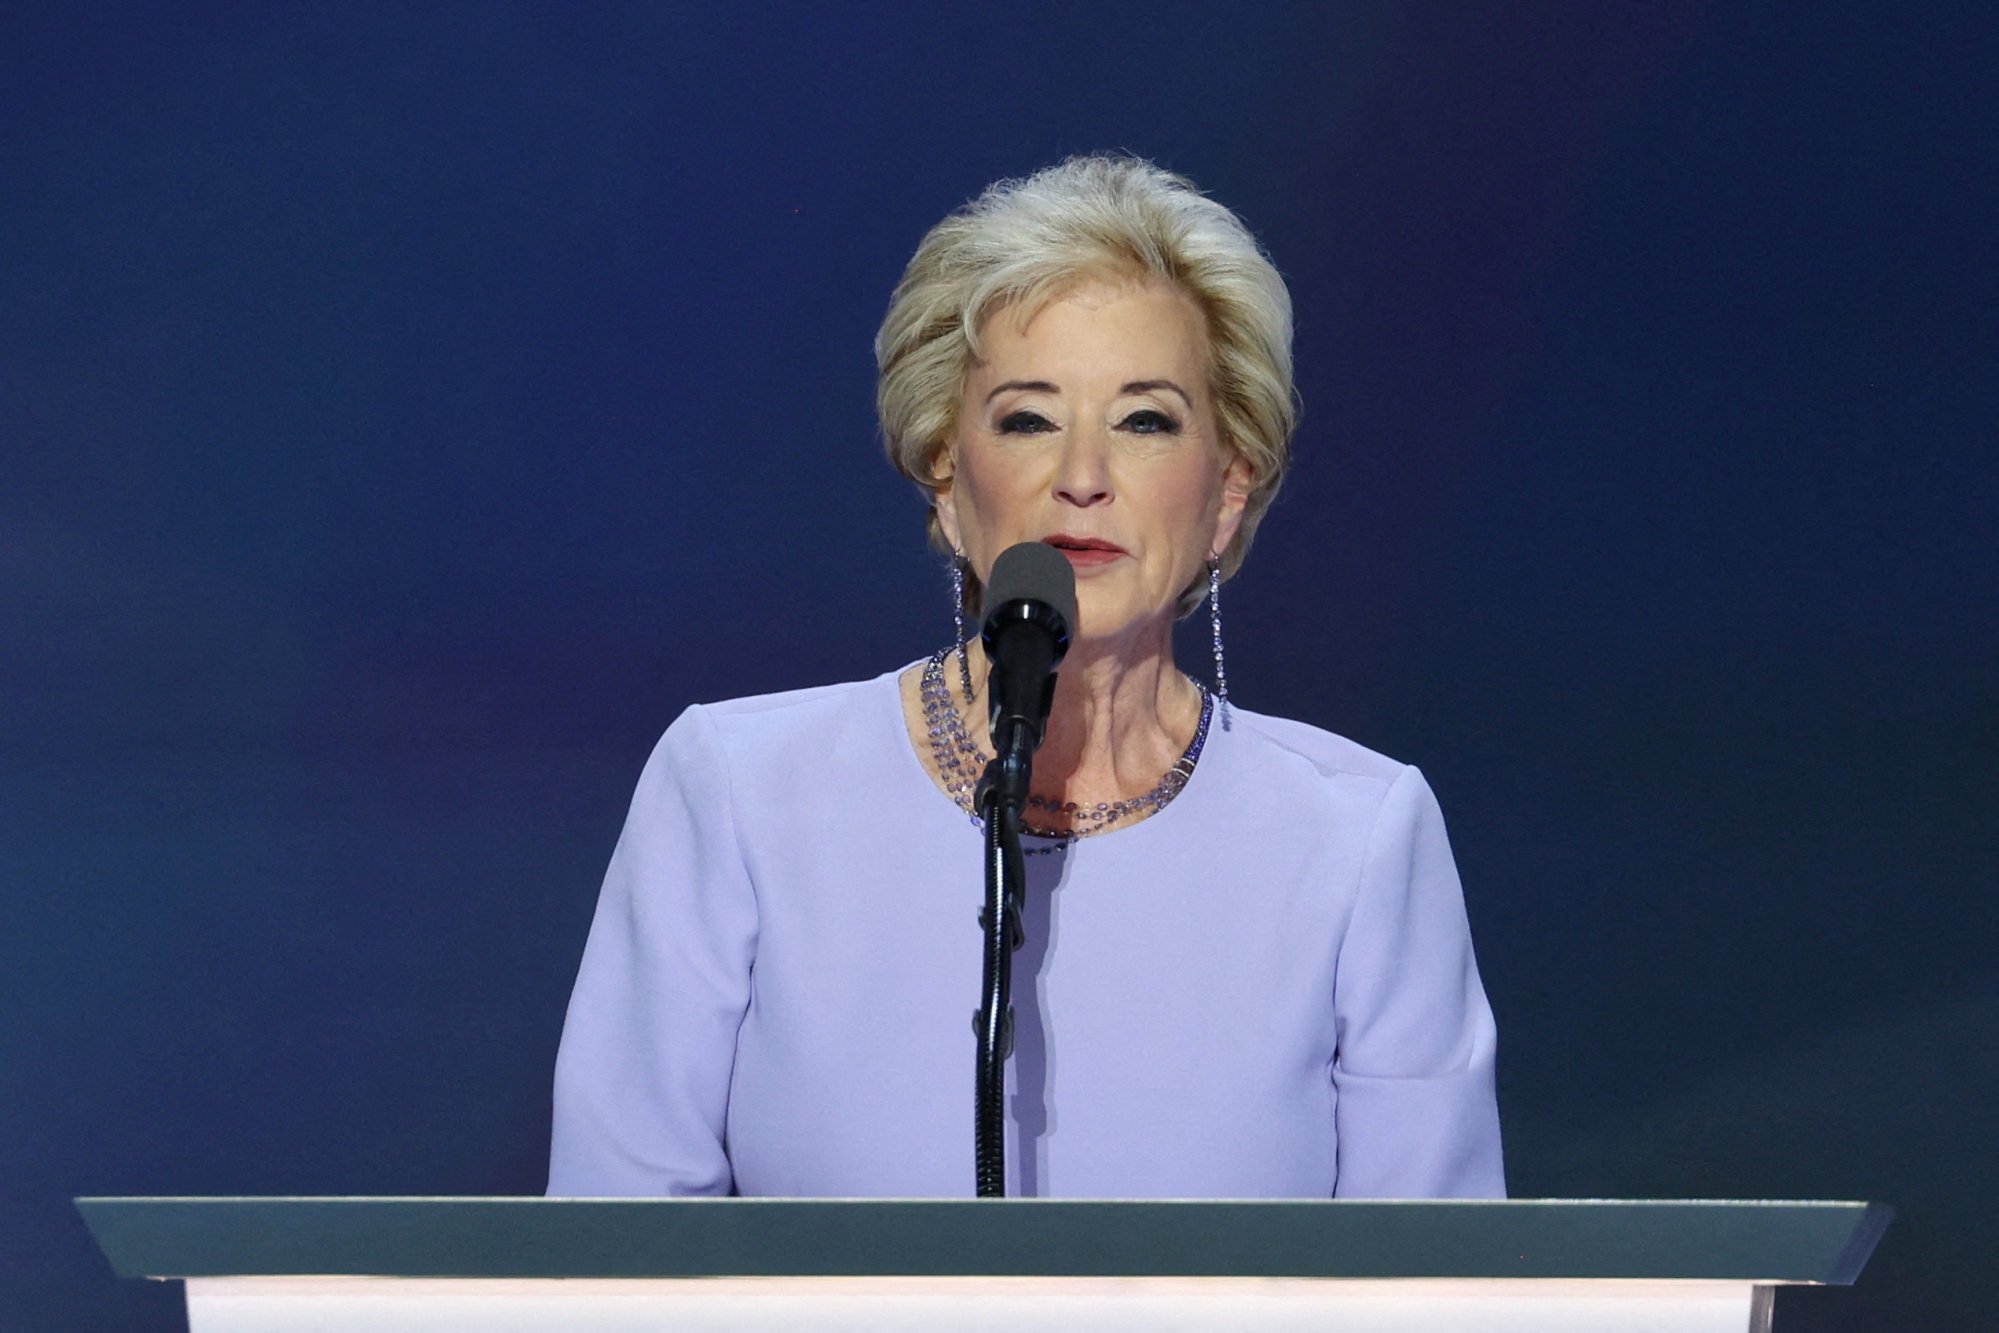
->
[1122, 409, 1180, 435]
[997, 410, 1056, 434]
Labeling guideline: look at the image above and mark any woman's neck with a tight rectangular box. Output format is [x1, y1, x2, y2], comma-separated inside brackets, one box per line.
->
[958, 625, 1203, 805]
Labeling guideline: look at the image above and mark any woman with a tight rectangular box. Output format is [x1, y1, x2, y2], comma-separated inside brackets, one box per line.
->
[548, 155, 1503, 1198]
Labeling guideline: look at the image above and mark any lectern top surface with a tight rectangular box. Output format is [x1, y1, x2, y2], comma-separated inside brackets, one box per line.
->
[75, 1197, 1889, 1285]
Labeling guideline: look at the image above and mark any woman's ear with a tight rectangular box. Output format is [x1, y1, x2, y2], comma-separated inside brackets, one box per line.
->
[1210, 454, 1253, 557]
[930, 450, 963, 554]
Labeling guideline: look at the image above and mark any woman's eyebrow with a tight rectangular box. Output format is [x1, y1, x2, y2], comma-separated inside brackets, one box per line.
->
[985, 379, 1059, 401]
[1123, 379, 1192, 406]
[984, 378, 1193, 405]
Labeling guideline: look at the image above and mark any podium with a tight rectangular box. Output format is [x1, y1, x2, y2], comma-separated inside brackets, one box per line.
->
[77, 1196, 1889, 1332]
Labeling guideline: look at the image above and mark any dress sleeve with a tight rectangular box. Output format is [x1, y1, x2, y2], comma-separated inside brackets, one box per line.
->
[1330, 765, 1505, 1198]
[547, 705, 758, 1196]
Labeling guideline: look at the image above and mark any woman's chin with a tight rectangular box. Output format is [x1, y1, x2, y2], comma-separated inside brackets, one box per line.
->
[1063, 602, 1175, 655]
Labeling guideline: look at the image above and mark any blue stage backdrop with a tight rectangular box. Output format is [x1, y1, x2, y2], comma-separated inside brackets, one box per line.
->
[3, 4, 1991, 1328]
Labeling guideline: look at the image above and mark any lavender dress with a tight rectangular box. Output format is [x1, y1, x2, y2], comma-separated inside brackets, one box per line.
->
[548, 665, 1503, 1198]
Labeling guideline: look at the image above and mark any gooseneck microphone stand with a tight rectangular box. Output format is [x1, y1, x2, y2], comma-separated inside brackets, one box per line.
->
[969, 543, 1073, 1199]
[972, 750, 1026, 1199]
[973, 653, 1051, 1198]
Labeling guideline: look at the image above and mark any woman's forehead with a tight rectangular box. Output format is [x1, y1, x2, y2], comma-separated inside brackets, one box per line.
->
[967, 278, 1209, 383]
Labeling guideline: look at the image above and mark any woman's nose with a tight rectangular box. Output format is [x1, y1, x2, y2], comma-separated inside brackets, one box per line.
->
[1053, 429, 1114, 507]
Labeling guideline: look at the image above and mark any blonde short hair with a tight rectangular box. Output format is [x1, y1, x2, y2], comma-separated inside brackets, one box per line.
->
[875, 154, 1297, 613]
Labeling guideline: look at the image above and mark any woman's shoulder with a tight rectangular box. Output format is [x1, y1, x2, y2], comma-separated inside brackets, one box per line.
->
[650, 664, 907, 770]
[1206, 705, 1452, 856]
[696, 669, 895, 724]
[1219, 702, 1416, 793]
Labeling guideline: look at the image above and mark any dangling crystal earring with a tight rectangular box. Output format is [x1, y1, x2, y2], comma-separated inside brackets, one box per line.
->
[951, 554, 974, 705]
[1207, 556, 1231, 730]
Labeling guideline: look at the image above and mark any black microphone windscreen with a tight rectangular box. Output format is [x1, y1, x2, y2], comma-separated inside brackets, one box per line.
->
[983, 542, 1078, 641]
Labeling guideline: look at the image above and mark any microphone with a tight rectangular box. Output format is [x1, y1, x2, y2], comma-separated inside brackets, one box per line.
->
[969, 541, 1073, 1195]
[977, 541, 1076, 811]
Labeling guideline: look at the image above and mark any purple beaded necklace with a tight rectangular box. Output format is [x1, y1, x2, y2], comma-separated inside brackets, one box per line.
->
[919, 648, 1212, 844]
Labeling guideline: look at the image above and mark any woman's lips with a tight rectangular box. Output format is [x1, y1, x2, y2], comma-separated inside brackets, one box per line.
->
[1041, 536, 1127, 568]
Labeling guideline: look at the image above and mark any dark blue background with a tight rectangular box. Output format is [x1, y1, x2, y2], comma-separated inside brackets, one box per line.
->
[4, 3, 1992, 1327]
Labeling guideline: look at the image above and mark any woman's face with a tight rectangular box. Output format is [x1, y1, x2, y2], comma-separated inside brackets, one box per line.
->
[934, 278, 1249, 648]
